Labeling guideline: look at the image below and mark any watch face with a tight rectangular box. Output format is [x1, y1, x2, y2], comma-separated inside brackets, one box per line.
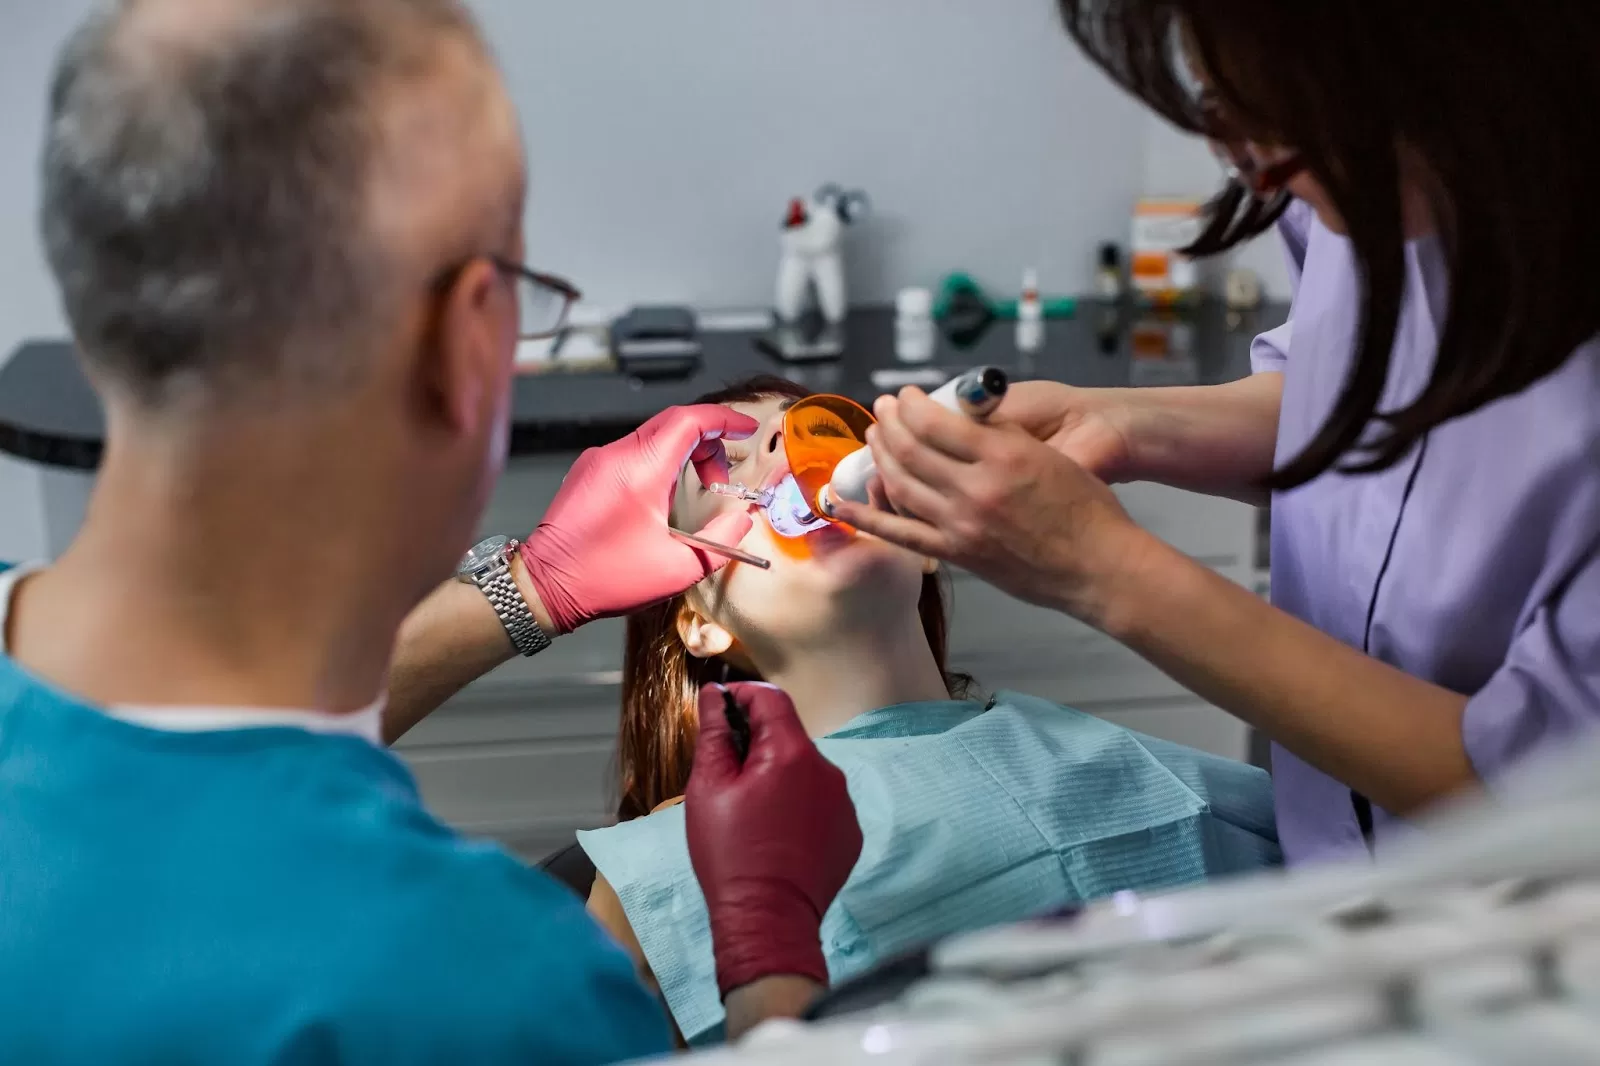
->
[458, 535, 510, 577]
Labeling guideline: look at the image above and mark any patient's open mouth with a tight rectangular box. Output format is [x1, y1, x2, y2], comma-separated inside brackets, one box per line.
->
[804, 523, 852, 552]
[763, 474, 831, 539]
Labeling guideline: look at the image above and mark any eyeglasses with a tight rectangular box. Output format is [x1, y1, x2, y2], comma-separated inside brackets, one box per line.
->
[1177, 96, 1302, 257]
[489, 258, 582, 340]
[432, 257, 582, 340]
[1211, 140, 1308, 198]
[1199, 98, 1307, 199]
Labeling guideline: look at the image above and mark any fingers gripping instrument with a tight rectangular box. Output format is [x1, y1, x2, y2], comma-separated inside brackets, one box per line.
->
[723, 686, 752, 763]
[818, 366, 1009, 517]
[706, 368, 1009, 538]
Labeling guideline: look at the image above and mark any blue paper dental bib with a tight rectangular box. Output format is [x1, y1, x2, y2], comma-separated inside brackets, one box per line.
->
[579, 691, 1279, 1043]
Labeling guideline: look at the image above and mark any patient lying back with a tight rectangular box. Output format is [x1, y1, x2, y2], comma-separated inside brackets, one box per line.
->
[578, 378, 1280, 1045]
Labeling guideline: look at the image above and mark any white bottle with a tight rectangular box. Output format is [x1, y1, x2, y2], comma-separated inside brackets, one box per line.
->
[894, 287, 937, 363]
[1095, 243, 1124, 302]
[1016, 268, 1044, 353]
[1225, 267, 1264, 311]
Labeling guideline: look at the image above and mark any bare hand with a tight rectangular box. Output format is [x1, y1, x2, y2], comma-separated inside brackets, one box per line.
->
[836, 388, 1152, 625]
[988, 380, 1138, 482]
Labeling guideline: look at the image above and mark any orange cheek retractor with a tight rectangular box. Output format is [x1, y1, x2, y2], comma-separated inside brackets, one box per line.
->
[705, 394, 875, 546]
[782, 395, 876, 525]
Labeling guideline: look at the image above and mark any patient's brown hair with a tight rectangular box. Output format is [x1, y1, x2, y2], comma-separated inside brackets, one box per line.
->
[615, 376, 971, 821]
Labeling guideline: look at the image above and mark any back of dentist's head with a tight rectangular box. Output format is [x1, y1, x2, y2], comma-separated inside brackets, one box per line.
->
[39, 0, 526, 601]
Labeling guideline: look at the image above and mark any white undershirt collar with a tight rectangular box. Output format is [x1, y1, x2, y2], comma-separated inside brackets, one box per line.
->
[107, 700, 385, 746]
[0, 563, 383, 746]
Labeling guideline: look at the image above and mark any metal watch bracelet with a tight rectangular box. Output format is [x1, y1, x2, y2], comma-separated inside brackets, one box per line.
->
[480, 560, 551, 658]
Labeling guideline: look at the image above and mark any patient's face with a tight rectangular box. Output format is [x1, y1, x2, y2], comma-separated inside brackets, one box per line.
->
[673, 395, 934, 658]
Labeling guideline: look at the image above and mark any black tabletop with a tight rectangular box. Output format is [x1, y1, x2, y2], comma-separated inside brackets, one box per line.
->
[1, 303, 1286, 471]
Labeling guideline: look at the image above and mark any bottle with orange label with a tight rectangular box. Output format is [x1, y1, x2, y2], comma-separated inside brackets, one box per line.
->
[1131, 199, 1204, 307]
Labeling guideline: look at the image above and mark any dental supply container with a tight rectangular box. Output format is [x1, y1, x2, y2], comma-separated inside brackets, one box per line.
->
[894, 287, 937, 363]
[1131, 199, 1203, 306]
[1096, 242, 1124, 302]
[1015, 270, 1044, 353]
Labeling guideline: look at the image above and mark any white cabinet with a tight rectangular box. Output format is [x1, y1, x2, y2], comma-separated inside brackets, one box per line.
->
[395, 671, 624, 860]
[398, 454, 1263, 861]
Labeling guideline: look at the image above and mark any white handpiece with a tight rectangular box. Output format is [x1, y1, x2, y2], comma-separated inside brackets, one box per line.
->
[820, 367, 1009, 515]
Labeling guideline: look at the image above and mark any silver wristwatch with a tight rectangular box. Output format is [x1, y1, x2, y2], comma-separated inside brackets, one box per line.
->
[456, 535, 552, 657]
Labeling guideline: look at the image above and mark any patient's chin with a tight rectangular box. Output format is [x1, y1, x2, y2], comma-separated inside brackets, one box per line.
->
[809, 537, 924, 600]
[748, 522, 922, 607]
[803, 523, 855, 556]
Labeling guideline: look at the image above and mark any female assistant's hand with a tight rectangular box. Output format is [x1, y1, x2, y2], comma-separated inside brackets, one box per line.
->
[986, 380, 1139, 482]
[685, 683, 862, 997]
[518, 405, 758, 634]
[831, 388, 1154, 627]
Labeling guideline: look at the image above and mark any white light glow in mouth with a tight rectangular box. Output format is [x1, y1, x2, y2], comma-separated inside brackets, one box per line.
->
[709, 477, 832, 538]
[763, 475, 831, 538]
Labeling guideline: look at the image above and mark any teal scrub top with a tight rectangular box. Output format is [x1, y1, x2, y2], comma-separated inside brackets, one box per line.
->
[0, 608, 672, 1065]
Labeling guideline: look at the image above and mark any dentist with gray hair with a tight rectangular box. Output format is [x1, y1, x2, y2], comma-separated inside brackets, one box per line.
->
[0, 1, 862, 1062]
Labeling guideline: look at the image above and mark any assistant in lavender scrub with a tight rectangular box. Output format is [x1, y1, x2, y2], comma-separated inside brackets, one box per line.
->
[827, 0, 1600, 866]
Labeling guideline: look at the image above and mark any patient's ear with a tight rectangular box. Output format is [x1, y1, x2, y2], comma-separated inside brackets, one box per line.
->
[676, 601, 735, 659]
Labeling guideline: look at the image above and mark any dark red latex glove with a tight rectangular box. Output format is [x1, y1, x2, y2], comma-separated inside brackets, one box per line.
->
[685, 682, 863, 996]
[519, 405, 758, 634]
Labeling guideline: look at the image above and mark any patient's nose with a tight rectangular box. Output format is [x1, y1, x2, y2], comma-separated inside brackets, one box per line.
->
[754, 411, 790, 481]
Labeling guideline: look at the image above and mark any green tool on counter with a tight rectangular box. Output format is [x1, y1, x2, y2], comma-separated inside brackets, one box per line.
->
[935, 272, 1077, 322]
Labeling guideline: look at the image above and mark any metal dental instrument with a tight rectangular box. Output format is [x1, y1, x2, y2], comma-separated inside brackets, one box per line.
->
[722, 686, 752, 763]
[667, 526, 772, 570]
[710, 480, 828, 539]
[708, 482, 774, 506]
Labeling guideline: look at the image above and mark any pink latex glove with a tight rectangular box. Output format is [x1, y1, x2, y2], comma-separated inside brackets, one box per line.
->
[519, 405, 758, 634]
[686, 683, 863, 995]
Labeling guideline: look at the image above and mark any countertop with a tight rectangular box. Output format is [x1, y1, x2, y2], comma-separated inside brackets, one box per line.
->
[0, 303, 1286, 471]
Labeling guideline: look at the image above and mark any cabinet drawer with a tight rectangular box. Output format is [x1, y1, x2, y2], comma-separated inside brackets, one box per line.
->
[942, 565, 1257, 707]
[475, 454, 578, 540]
[395, 673, 625, 853]
[405, 737, 616, 841]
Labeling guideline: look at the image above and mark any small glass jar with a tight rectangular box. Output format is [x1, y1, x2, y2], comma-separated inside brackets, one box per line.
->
[894, 287, 937, 363]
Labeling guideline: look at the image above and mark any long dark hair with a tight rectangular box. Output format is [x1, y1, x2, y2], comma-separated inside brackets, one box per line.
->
[1058, 1, 1600, 489]
[615, 376, 972, 821]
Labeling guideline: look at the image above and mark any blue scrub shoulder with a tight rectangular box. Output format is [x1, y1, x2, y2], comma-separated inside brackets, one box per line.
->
[0, 661, 672, 1066]
[358, 834, 675, 1064]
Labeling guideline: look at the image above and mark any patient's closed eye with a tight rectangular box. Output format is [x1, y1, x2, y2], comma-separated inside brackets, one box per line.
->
[796, 413, 852, 438]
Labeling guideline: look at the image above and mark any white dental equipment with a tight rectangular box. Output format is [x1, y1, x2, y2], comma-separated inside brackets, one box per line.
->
[776, 185, 870, 325]
[709, 477, 831, 539]
[710, 366, 1009, 541]
[640, 732, 1600, 1065]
